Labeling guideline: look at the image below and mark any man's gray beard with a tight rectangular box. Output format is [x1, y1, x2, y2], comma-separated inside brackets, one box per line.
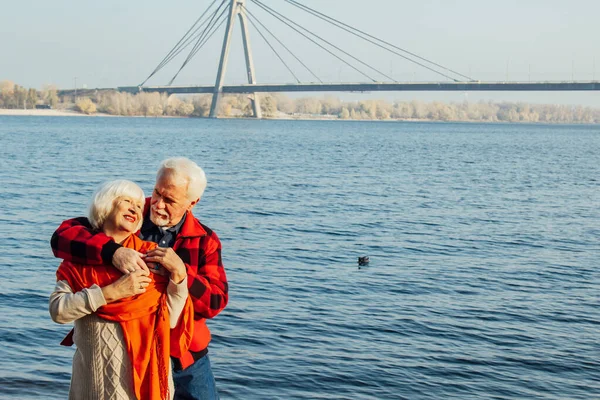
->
[150, 212, 169, 227]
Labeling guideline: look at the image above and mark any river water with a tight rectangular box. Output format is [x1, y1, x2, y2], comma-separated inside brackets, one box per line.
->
[0, 116, 598, 399]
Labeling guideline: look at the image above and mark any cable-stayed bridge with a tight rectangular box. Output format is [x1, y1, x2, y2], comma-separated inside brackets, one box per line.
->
[59, 0, 600, 118]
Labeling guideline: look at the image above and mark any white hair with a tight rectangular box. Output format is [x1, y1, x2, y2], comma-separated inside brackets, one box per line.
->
[157, 157, 207, 201]
[88, 179, 145, 231]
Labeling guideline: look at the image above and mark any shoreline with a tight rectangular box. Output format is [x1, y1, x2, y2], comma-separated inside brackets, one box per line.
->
[0, 108, 598, 124]
[0, 109, 102, 117]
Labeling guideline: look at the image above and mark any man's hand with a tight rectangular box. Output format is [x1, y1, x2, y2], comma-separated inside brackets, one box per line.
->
[112, 247, 149, 274]
[145, 247, 187, 284]
[101, 270, 152, 303]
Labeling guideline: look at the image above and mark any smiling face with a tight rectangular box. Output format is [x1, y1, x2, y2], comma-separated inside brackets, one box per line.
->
[150, 171, 197, 228]
[103, 196, 144, 240]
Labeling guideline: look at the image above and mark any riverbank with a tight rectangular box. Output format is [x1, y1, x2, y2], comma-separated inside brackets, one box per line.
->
[0, 108, 93, 117]
[1, 107, 599, 124]
[0, 108, 419, 121]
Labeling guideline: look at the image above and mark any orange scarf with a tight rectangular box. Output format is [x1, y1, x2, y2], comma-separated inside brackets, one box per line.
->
[57, 235, 194, 400]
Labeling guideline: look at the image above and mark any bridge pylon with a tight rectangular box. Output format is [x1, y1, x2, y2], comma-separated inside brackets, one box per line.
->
[209, 0, 261, 118]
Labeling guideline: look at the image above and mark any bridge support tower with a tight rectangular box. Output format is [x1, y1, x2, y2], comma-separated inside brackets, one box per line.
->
[210, 0, 261, 118]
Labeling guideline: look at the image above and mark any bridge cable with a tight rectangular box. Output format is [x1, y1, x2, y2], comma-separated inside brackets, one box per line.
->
[173, 1, 229, 77]
[243, 8, 301, 83]
[252, 0, 390, 82]
[154, 0, 228, 77]
[141, 2, 219, 86]
[251, 0, 383, 83]
[285, 0, 471, 81]
[167, 13, 228, 86]
[176, 9, 229, 75]
[151, 0, 222, 73]
[285, 0, 473, 82]
[140, 0, 223, 86]
[168, 1, 230, 85]
[243, 5, 322, 83]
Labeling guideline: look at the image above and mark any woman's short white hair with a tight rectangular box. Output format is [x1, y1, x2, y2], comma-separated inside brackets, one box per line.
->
[157, 157, 207, 201]
[88, 180, 145, 231]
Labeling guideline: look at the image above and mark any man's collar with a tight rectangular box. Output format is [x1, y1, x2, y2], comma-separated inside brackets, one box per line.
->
[162, 213, 186, 234]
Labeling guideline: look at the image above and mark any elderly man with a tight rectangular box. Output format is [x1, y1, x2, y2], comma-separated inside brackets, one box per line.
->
[51, 157, 228, 400]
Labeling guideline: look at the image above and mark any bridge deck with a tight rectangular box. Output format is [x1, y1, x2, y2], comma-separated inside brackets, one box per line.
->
[57, 81, 600, 97]
[121, 81, 600, 94]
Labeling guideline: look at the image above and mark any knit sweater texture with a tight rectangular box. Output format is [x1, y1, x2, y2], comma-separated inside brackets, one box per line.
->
[49, 278, 188, 400]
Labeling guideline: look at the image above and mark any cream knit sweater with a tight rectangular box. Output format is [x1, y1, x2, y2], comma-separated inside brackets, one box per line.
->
[49, 277, 188, 400]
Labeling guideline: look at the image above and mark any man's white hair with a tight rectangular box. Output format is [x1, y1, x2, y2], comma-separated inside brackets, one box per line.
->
[88, 179, 145, 231]
[157, 157, 207, 201]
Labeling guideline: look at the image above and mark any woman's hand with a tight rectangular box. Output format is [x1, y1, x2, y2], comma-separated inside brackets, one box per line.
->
[113, 247, 149, 274]
[101, 270, 152, 303]
[144, 247, 187, 284]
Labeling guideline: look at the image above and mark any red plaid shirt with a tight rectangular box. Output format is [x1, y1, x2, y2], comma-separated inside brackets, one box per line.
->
[50, 200, 228, 363]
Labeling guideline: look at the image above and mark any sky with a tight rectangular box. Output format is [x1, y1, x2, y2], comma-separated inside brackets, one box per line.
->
[2, 0, 599, 106]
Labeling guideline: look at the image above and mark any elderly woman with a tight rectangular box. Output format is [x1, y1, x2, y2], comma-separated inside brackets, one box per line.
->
[49, 180, 194, 400]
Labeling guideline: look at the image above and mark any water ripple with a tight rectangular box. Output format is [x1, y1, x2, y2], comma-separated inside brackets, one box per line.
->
[1, 117, 599, 399]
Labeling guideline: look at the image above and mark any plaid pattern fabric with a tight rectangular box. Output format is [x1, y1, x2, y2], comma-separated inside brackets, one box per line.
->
[50, 201, 229, 343]
[50, 217, 121, 265]
[171, 211, 229, 319]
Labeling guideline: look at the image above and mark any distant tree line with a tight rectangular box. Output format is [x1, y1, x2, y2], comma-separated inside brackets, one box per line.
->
[2, 80, 599, 123]
[72, 91, 600, 123]
[0, 81, 58, 109]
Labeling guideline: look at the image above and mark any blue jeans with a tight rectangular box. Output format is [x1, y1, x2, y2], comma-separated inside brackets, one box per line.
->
[173, 355, 219, 400]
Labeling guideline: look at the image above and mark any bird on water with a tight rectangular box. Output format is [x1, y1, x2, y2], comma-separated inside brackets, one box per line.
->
[358, 256, 370, 266]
